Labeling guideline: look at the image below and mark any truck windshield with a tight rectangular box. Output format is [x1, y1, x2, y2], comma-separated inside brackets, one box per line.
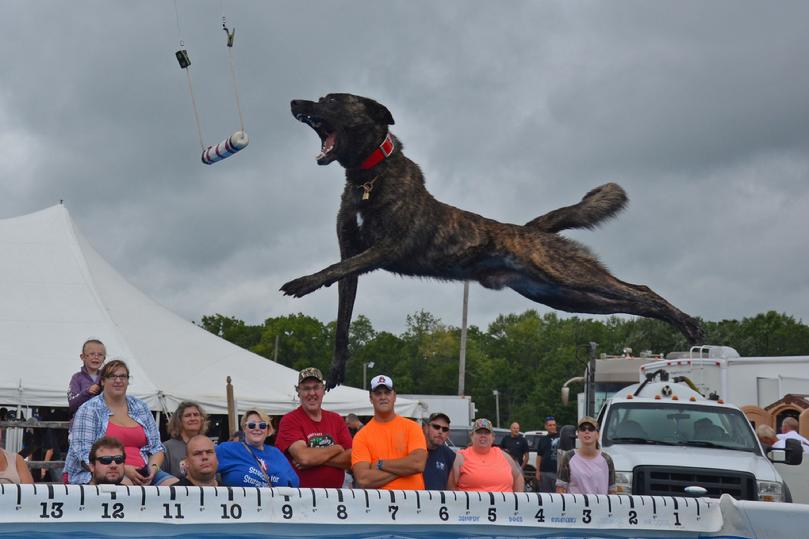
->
[602, 402, 760, 454]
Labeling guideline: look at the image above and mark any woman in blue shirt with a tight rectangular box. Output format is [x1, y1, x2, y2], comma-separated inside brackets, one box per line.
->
[216, 410, 299, 488]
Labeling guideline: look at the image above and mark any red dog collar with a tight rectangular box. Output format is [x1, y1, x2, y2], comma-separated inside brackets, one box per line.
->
[359, 133, 394, 169]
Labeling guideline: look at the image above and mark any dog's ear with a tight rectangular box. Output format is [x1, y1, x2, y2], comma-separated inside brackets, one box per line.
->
[365, 99, 395, 126]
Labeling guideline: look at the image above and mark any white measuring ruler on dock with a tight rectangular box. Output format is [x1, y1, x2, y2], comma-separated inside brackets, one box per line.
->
[0, 484, 722, 534]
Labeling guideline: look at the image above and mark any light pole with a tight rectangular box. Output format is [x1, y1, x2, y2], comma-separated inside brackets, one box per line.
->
[492, 389, 500, 428]
[363, 361, 375, 390]
[458, 281, 469, 396]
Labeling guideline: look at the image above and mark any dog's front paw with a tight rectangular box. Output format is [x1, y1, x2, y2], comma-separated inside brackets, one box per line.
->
[326, 362, 346, 391]
[280, 274, 325, 297]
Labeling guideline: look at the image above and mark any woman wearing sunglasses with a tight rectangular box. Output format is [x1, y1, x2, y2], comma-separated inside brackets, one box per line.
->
[216, 410, 299, 488]
[555, 416, 616, 495]
[65, 359, 178, 486]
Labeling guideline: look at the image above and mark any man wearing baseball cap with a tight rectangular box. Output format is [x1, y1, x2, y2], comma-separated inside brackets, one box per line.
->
[351, 375, 427, 490]
[422, 412, 456, 490]
[275, 367, 353, 488]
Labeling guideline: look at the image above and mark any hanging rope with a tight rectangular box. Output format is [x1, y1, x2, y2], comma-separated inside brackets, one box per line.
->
[173, 0, 249, 164]
[173, 0, 205, 151]
[222, 11, 245, 134]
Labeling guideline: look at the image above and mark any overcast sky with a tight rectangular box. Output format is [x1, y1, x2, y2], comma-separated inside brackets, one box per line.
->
[2, 1, 808, 340]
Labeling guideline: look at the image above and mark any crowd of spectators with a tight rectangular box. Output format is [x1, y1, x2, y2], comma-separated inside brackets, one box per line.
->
[5, 336, 748, 497]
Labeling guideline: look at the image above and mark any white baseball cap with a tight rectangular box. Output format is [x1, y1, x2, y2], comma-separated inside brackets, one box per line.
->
[370, 374, 394, 391]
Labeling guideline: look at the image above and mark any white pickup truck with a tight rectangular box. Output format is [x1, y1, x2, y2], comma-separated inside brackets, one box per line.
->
[597, 375, 803, 502]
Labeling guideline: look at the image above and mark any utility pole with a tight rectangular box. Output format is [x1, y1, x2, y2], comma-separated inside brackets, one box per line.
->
[458, 281, 469, 396]
[587, 342, 597, 417]
[492, 389, 500, 428]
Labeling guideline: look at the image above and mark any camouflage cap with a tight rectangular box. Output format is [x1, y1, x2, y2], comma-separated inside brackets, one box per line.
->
[298, 367, 325, 385]
[472, 418, 493, 432]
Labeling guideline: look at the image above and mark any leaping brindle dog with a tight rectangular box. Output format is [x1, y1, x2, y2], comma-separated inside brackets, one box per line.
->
[283, 93, 704, 389]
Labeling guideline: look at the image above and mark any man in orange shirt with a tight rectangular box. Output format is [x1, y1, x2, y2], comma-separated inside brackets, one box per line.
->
[351, 375, 426, 489]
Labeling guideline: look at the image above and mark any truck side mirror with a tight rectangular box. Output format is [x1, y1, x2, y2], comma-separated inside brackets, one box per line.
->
[558, 425, 577, 451]
[784, 438, 804, 465]
[769, 439, 804, 466]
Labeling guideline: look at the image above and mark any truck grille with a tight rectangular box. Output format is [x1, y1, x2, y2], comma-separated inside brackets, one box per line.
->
[632, 465, 757, 500]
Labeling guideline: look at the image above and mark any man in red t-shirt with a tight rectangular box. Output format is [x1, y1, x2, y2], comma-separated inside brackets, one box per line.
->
[275, 367, 353, 488]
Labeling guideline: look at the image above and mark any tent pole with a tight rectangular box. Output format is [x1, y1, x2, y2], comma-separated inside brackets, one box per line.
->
[226, 376, 237, 436]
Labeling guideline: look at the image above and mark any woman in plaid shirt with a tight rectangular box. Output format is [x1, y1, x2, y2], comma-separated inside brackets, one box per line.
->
[64, 359, 178, 486]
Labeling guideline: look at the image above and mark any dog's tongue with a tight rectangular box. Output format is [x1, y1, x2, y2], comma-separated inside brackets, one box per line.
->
[316, 132, 336, 160]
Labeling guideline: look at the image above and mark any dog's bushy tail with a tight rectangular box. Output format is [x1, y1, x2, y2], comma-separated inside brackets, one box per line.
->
[525, 182, 628, 233]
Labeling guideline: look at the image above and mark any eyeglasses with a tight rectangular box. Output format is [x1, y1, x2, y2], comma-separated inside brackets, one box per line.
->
[95, 455, 125, 465]
[430, 423, 450, 433]
[578, 425, 597, 432]
[105, 374, 130, 381]
[246, 422, 268, 430]
[298, 384, 323, 394]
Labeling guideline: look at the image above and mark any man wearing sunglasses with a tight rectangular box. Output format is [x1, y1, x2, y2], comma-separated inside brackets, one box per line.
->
[422, 412, 456, 490]
[276, 367, 353, 488]
[88, 436, 125, 485]
[555, 417, 615, 495]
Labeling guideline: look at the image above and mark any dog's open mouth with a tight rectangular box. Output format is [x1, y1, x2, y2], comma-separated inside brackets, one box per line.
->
[296, 113, 337, 163]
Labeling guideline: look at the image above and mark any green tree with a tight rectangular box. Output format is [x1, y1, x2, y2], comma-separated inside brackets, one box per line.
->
[199, 308, 809, 431]
[253, 314, 332, 372]
[198, 314, 262, 350]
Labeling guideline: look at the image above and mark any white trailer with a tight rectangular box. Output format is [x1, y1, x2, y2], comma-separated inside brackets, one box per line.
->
[638, 345, 809, 408]
[399, 394, 475, 426]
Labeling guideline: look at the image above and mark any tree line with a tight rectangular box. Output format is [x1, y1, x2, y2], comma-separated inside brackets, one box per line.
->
[198, 310, 809, 431]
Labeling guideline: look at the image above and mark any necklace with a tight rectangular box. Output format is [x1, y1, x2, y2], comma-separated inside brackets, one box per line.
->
[359, 175, 379, 200]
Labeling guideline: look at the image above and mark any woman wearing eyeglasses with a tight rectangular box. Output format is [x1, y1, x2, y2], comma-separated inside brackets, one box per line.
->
[215, 410, 299, 488]
[555, 416, 616, 495]
[65, 359, 178, 486]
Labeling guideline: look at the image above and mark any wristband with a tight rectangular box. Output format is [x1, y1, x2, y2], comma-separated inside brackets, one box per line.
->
[376, 460, 384, 471]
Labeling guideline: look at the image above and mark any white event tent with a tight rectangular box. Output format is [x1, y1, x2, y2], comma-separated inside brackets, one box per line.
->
[0, 205, 418, 417]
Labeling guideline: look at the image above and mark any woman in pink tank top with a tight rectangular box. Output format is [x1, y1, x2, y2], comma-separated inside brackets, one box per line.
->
[448, 418, 524, 492]
[105, 422, 148, 468]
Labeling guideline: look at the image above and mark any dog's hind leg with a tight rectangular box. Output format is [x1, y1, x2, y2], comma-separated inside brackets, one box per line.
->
[509, 276, 704, 344]
[525, 183, 628, 233]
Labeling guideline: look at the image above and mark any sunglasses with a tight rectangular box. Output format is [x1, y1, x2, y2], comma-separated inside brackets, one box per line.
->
[247, 422, 268, 430]
[95, 455, 125, 465]
[430, 423, 450, 433]
[545, 416, 556, 421]
[578, 424, 597, 432]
